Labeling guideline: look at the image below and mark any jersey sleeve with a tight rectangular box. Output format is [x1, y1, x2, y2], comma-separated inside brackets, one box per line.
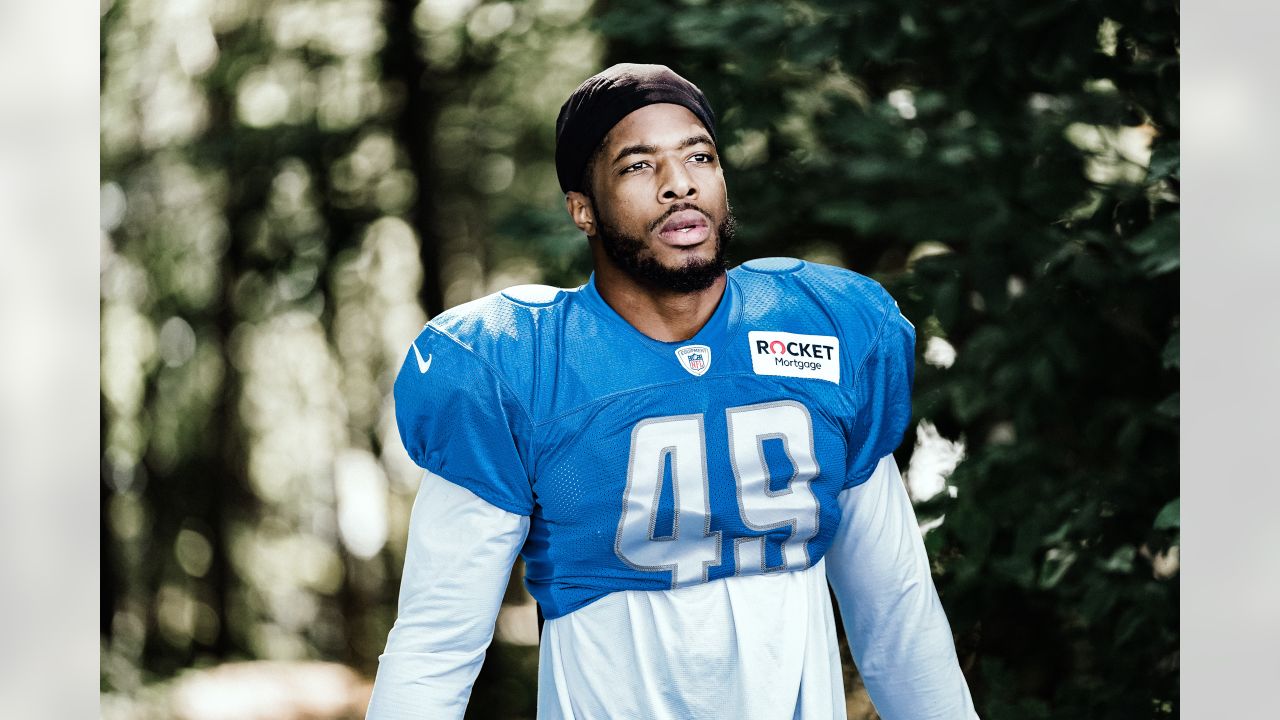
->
[845, 295, 916, 489]
[393, 326, 535, 515]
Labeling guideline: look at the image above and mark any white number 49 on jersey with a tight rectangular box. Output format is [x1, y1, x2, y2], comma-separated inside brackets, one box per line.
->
[614, 401, 821, 588]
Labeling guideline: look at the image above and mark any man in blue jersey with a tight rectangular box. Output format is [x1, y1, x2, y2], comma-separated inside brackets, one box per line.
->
[368, 64, 979, 719]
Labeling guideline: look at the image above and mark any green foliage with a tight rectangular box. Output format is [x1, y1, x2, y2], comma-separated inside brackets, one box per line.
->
[1154, 498, 1179, 530]
[101, 1, 597, 708]
[590, 0, 1179, 716]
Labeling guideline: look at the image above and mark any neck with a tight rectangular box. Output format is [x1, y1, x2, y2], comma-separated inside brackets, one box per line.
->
[591, 249, 727, 343]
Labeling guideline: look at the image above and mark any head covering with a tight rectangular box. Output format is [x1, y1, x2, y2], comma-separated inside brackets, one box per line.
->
[555, 63, 718, 194]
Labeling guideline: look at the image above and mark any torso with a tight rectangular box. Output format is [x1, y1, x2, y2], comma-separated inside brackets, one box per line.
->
[430, 258, 900, 620]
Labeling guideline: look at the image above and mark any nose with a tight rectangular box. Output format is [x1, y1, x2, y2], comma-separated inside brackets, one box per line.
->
[659, 161, 698, 202]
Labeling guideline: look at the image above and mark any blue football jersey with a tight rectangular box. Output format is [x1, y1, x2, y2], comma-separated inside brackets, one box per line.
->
[393, 258, 915, 620]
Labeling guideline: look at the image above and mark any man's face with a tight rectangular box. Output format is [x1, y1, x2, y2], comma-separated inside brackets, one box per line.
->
[579, 103, 734, 293]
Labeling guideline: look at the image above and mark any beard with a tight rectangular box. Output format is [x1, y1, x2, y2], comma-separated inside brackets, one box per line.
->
[591, 200, 736, 294]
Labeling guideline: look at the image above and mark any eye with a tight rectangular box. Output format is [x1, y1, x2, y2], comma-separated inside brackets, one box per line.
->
[620, 161, 650, 175]
[689, 152, 715, 164]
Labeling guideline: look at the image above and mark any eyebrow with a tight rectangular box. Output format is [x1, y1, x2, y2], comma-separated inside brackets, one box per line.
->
[611, 134, 715, 164]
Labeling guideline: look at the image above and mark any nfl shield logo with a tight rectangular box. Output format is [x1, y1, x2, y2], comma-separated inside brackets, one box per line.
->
[675, 344, 712, 377]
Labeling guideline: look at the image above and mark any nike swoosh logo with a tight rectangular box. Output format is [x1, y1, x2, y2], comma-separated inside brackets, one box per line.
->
[412, 343, 433, 373]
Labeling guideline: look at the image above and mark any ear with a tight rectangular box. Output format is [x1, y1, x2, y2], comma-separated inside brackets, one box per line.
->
[565, 191, 596, 235]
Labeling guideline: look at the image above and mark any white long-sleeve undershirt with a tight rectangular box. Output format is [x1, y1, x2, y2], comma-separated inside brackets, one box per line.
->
[365, 470, 529, 719]
[827, 455, 979, 719]
[367, 456, 978, 719]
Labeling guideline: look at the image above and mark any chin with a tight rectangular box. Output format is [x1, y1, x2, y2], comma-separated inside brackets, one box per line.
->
[596, 210, 733, 294]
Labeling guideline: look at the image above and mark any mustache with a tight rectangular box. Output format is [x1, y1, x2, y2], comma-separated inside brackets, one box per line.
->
[647, 202, 712, 233]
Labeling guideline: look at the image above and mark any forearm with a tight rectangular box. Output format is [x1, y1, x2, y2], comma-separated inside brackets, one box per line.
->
[826, 455, 978, 720]
[366, 471, 530, 720]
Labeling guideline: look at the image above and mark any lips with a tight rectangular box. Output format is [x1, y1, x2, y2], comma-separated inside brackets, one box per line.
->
[657, 209, 711, 246]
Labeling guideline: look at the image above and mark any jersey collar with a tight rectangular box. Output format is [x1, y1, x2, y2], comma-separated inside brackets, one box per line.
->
[577, 272, 743, 361]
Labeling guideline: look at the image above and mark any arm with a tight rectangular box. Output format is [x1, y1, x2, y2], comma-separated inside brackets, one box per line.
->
[826, 454, 979, 720]
[366, 470, 530, 720]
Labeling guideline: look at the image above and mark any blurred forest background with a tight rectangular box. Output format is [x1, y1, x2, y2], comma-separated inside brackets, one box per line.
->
[99, 0, 1179, 718]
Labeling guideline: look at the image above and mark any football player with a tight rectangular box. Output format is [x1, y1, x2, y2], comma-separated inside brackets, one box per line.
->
[367, 64, 980, 719]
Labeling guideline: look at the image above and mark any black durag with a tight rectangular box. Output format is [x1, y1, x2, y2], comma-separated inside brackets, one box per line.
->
[554, 63, 718, 194]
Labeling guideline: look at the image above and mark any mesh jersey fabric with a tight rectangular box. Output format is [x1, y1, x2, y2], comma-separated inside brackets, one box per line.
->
[392, 258, 916, 620]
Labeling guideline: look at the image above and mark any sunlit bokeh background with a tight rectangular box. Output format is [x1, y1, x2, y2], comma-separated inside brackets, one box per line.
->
[100, 1, 1179, 718]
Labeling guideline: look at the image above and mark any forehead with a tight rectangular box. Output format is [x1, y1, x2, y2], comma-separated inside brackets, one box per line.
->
[599, 103, 711, 157]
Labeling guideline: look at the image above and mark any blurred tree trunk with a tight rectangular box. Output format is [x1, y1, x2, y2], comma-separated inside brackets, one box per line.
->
[199, 37, 262, 662]
[384, 0, 445, 319]
[100, 396, 117, 637]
